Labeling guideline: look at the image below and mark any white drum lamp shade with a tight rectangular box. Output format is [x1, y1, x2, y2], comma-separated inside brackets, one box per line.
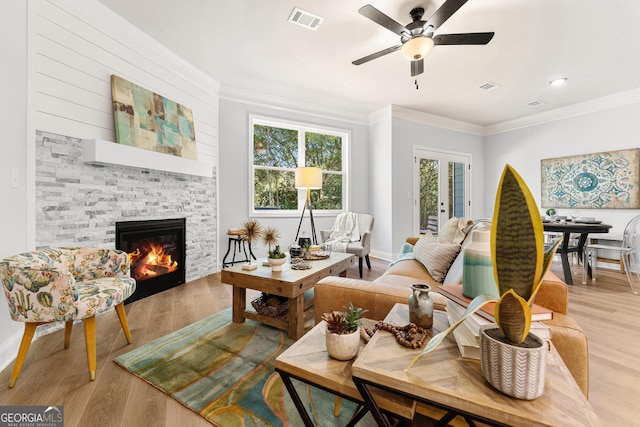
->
[295, 167, 323, 189]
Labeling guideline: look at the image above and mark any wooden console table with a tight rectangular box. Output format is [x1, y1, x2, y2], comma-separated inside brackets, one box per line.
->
[352, 303, 601, 427]
[221, 252, 354, 340]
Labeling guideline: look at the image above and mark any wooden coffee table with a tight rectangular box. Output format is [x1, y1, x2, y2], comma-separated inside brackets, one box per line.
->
[275, 318, 417, 426]
[221, 252, 354, 339]
[352, 303, 602, 427]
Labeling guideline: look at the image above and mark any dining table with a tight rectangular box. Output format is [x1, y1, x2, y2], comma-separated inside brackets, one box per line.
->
[543, 221, 612, 285]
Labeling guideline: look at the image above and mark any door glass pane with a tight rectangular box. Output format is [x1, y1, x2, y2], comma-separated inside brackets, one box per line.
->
[449, 162, 465, 218]
[419, 159, 439, 233]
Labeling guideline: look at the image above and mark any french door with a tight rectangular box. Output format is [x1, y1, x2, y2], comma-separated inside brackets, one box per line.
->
[413, 147, 471, 236]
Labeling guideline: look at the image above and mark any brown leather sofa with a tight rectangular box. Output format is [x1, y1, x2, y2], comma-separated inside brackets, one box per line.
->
[314, 237, 590, 398]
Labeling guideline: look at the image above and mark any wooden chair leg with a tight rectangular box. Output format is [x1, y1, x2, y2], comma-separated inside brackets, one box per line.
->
[83, 316, 97, 381]
[333, 396, 342, 417]
[358, 257, 364, 278]
[9, 323, 39, 388]
[365, 254, 372, 270]
[64, 320, 73, 349]
[115, 302, 133, 344]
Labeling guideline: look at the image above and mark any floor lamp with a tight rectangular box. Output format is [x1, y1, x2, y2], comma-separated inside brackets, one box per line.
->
[294, 166, 322, 245]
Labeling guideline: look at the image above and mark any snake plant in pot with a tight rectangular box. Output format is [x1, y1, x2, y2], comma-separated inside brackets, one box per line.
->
[408, 164, 562, 400]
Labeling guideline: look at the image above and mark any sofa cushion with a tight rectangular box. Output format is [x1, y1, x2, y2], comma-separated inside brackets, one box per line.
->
[413, 238, 461, 283]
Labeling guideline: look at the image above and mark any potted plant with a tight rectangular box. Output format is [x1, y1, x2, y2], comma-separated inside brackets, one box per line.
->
[267, 245, 286, 271]
[408, 164, 562, 400]
[322, 302, 368, 360]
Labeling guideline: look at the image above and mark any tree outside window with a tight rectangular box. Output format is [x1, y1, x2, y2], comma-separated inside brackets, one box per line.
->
[251, 117, 348, 215]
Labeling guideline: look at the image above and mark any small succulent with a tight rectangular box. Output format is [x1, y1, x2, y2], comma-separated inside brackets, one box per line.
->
[268, 245, 286, 259]
[322, 302, 368, 335]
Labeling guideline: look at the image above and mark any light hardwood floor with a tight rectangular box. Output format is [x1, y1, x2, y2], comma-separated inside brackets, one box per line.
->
[0, 258, 637, 426]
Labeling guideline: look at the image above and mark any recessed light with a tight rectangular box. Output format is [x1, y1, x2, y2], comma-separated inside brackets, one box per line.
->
[549, 77, 568, 87]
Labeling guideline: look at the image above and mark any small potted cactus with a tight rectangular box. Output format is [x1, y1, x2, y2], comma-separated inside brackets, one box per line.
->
[267, 245, 286, 271]
[322, 303, 368, 360]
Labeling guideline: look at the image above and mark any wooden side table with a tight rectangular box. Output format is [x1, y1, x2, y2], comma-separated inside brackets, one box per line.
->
[221, 229, 256, 267]
[275, 319, 416, 426]
[352, 303, 601, 427]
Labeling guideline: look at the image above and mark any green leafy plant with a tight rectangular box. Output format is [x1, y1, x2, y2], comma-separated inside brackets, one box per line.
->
[322, 302, 368, 335]
[268, 245, 286, 259]
[408, 164, 562, 370]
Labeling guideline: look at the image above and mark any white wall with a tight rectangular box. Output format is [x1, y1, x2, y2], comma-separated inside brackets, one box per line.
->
[390, 117, 486, 254]
[0, 0, 29, 375]
[368, 111, 394, 258]
[32, 0, 219, 161]
[485, 102, 640, 235]
[218, 98, 370, 261]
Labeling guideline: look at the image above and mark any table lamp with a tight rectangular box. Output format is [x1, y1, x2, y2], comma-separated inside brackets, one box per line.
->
[294, 166, 322, 245]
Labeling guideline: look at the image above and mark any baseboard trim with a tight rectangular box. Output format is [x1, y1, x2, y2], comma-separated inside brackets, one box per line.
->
[0, 329, 22, 374]
[371, 249, 393, 262]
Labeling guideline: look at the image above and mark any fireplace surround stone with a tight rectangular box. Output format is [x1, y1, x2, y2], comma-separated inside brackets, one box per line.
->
[35, 131, 217, 284]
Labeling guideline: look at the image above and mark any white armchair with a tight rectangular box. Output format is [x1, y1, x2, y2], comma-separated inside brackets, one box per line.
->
[320, 213, 374, 278]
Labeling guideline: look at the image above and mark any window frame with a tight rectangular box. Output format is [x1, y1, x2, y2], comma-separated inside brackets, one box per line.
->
[249, 114, 350, 217]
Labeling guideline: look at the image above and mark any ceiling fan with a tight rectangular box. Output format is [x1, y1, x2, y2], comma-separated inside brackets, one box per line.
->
[352, 0, 495, 77]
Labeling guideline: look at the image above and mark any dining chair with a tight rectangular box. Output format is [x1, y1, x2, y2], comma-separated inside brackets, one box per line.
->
[582, 215, 640, 294]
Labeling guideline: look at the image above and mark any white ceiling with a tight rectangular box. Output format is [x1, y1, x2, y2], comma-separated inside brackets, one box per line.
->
[97, 0, 640, 128]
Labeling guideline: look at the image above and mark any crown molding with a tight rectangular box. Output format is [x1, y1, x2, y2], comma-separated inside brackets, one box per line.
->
[484, 87, 640, 135]
[388, 105, 485, 135]
[220, 83, 640, 136]
[219, 85, 370, 125]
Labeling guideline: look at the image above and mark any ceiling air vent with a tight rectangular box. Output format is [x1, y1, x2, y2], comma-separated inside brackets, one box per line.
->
[528, 100, 544, 107]
[288, 7, 323, 30]
[478, 82, 501, 91]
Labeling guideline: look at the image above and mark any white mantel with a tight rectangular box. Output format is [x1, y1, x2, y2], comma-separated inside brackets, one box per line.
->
[81, 139, 213, 178]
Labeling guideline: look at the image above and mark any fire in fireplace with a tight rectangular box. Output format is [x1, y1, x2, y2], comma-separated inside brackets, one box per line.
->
[116, 218, 186, 303]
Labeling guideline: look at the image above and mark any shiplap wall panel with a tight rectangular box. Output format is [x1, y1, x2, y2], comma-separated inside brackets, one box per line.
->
[34, 0, 219, 165]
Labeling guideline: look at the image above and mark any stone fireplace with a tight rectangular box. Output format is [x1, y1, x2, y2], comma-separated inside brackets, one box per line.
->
[35, 131, 217, 291]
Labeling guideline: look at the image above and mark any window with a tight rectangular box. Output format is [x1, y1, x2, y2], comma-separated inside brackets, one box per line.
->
[250, 116, 349, 216]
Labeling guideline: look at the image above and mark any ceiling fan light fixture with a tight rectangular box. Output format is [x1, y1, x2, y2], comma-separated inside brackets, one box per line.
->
[401, 36, 434, 61]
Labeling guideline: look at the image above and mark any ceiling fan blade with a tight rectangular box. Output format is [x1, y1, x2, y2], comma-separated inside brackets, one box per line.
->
[352, 45, 402, 65]
[425, 0, 469, 31]
[411, 59, 424, 77]
[358, 4, 408, 36]
[433, 32, 495, 45]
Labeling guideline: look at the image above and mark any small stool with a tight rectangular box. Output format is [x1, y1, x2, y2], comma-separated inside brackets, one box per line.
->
[222, 229, 256, 267]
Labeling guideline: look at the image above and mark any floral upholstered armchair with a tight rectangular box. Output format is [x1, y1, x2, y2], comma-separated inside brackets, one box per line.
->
[0, 247, 136, 387]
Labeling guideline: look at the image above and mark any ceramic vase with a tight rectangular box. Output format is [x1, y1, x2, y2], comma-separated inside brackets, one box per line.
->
[268, 257, 286, 272]
[462, 230, 499, 299]
[325, 327, 360, 360]
[479, 325, 547, 400]
[408, 284, 433, 328]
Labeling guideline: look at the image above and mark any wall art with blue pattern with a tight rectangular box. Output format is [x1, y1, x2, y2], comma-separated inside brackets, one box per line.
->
[541, 148, 640, 209]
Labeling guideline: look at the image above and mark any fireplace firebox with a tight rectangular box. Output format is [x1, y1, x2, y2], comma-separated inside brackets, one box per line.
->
[116, 218, 186, 303]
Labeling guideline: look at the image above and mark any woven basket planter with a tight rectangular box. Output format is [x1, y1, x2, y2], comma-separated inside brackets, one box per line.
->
[479, 325, 547, 400]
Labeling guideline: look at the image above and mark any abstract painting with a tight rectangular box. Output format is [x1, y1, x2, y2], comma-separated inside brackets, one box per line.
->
[541, 148, 640, 209]
[111, 75, 197, 160]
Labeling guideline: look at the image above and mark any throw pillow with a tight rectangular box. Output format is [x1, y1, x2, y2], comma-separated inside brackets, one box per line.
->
[438, 217, 473, 245]
[413, 238, 461, 283]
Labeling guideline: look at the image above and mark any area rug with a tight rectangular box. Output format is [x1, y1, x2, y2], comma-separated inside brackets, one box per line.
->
[114, 309, 358, 426]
